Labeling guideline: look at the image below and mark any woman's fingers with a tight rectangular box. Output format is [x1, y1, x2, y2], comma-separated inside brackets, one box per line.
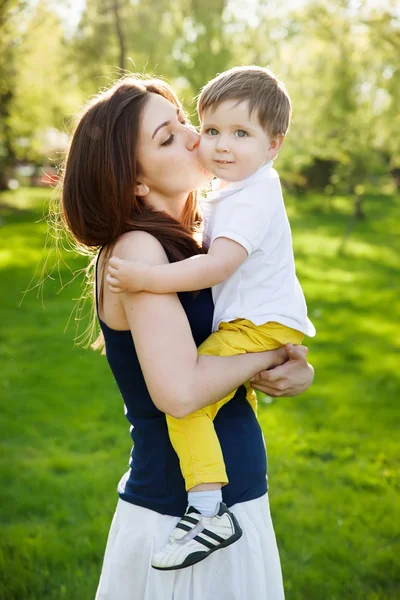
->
[262, 343, 308, 382]
[251, 380, 286, 396]
[260, 364, 286, 383]
[286, 342, 308, 359]
[250, 344, 314, 397]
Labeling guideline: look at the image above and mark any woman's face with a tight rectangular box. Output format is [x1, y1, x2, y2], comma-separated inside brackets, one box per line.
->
[137, 93, 212, 214]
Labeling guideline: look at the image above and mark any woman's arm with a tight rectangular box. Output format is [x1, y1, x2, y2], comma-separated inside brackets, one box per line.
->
[108, 231, 286, 419]
[251, 343, 314, 397]
[107, 237, 247, 294]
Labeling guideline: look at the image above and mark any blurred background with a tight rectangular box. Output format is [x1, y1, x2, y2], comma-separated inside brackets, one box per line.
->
[0, 1, 399, 599]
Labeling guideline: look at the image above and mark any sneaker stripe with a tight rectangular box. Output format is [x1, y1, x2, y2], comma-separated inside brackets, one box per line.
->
[181, 515, 199, 525]
[201, 528, 225, 543]
[193, 535, 216, 550]
[176, 523, 192, 533]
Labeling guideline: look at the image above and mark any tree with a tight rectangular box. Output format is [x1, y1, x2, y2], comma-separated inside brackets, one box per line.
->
[253, 0, 396, 198]
[0, 0, 81, 185]
[70, 0, 234, 109]
[111, 0, 126, 70]
[0, 0, 27, 189]
[173, 0, 232, 98]
[364, 6, 400, 175]
[6, 1, 81, 165]
[71, 0, 183, 96]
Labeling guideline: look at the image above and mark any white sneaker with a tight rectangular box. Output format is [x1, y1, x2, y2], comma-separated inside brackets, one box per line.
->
[151, 502, 242, 571]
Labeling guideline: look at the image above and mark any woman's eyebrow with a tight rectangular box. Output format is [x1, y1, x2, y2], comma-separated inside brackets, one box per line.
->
[152, 108, 180, 139]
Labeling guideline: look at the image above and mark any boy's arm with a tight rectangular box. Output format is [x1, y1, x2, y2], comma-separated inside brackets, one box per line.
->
[107, 237, 248, 294]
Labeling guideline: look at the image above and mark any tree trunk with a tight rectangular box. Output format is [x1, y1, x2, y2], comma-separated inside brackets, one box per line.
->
[338, 194, 366, 255]
[353, 195, 365, 220]
[111, 0, 126, 71]
[0, 88, 16, 191]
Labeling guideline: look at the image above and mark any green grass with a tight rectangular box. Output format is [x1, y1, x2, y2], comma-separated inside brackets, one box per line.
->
[1, 187, 399, 599]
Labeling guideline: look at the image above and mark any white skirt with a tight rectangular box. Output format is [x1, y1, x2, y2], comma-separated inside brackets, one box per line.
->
[95, 493, 285, 600]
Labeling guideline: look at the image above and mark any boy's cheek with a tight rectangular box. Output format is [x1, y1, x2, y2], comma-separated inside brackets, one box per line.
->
[198, 139, 212, 163]
[198, 134, 209, 149]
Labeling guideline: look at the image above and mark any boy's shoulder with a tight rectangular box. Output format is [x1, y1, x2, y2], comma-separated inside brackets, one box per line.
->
[239, 164, 281, 195]
[238, 165, 282, 199]
[257, 163, 280, 182]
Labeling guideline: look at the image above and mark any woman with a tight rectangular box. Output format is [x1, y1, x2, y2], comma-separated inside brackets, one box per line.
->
[61, 76, 314, 600]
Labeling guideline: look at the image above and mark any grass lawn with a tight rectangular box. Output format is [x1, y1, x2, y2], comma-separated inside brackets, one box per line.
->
[0, 187, 399, 600]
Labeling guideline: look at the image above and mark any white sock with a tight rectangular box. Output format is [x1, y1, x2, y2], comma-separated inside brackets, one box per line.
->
[188, 490, 222, 517]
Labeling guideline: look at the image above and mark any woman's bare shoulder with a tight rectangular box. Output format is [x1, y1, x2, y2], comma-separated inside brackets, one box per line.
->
[98, 232, 169, 328]
[111, 231, 169, 265]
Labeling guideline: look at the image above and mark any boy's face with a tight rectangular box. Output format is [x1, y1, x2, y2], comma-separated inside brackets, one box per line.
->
[198, 100, 282, 183]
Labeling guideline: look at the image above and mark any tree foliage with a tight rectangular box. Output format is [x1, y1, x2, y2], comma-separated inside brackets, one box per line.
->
[0, 0, 81, 186]
[0, 0, 28, 188]
[0, 0, 399, 195]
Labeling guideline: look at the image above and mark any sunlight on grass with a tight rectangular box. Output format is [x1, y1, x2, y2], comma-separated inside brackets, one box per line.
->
[0, 186, 54, 211]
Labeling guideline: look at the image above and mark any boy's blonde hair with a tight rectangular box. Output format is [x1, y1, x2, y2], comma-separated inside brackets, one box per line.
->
[197, 66, 292, 138]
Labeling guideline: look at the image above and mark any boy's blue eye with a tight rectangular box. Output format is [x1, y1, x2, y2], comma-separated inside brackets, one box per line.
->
[236, 130, 248, 138]
[206, 128, 219, 136]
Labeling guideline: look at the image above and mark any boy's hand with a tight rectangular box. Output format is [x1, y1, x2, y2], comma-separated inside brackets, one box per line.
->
[106, 256, 150, 294]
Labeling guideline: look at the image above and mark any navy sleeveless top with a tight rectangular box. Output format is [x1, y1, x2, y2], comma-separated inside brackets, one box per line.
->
[96, 252, 268, 517]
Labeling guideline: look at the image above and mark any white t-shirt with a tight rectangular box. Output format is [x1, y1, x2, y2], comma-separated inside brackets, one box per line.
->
[201, 161, 316, 337]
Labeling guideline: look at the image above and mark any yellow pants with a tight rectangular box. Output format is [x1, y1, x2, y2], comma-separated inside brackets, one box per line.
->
[166, 319, 304, 491]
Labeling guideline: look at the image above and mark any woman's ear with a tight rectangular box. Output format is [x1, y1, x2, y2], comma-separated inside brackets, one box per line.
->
[267, 135, 285, 160]
[135, 181, 150, 197]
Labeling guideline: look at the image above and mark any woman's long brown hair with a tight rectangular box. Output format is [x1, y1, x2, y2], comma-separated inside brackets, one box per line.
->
[59, 76, 204, 349]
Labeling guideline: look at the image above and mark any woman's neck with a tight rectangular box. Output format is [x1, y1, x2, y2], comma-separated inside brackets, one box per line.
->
[144, 190, 188, 221]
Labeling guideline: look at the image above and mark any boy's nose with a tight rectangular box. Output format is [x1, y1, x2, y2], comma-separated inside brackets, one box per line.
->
[215, 138, 229, 152]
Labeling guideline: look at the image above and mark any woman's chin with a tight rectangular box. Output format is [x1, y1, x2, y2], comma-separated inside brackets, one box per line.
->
[186, 168, 213, 192]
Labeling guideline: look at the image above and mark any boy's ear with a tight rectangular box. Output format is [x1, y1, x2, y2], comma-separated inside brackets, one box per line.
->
[267, 134, 285, 160]
[135, 181, 150, 197]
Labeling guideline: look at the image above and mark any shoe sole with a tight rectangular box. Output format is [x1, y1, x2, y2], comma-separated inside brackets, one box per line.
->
[152, 512, 243, 571]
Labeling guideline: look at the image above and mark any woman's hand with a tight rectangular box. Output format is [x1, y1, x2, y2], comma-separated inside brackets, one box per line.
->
[250, 343, 314, 397]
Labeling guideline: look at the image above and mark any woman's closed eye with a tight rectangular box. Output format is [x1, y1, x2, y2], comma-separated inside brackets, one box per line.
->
[161, 134, 174, 147]
[161, 117, 192, 147]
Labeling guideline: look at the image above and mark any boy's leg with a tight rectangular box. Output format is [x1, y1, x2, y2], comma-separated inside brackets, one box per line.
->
[165, 322, 264, 491]
[153, 323, 263, 570]
[166, 320, 304, 492]
[165, 325, 253, 491]
[152, 321, 304, 571]
[166, 411, 229, 490]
